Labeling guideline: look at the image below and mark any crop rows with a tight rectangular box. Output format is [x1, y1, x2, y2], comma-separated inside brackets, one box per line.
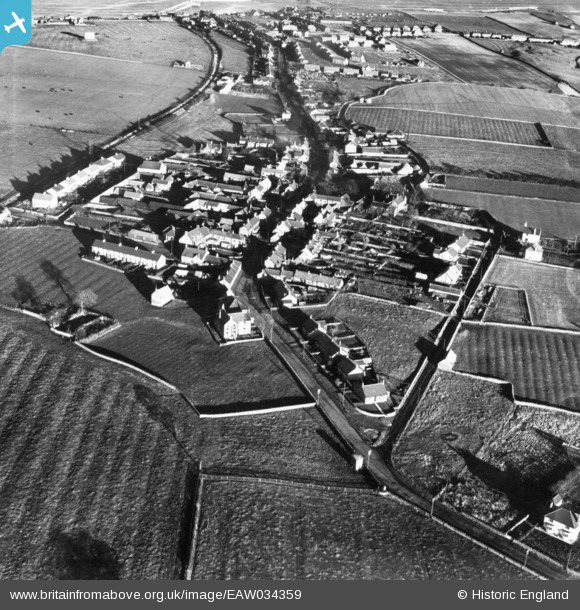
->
[193, 478, 529, 579]
[348, 106, 543, 146]
[453, 324, 580, 409]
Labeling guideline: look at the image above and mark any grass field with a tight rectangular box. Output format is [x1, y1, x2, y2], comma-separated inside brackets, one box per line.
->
[0, 41, 205, 197]
[0, 227, 308, 413]
[314, 294, 444, 384]
[193, 477, 530, 579]
[453, 323, 580, 410]
[118, 100, 237, 161]
[0, 309, 187, 579]
[34, 0, 181, 17]
[367, 83, 580, 127]
[393, 370, 580, 533]
[491, 11, 570, 41]
[29, 21, 212, 69]
[93, 318, 308, 412]
[542, 125, 580, 152]
[216, 93, 283, 117]
[444, 175, 580, 203]
[440, 185, 580, 238]
[407, 13, 524, 36]
[396, 34, 558, 91]
[411, 135, 580, 188]
[211, 31, 251, 75]
[484, 288, 530, 325]
[474, 39, 580, 95]
[486, 256, 580, 330]
[423, 187, 580, 240]
[346, 106, 544, 146]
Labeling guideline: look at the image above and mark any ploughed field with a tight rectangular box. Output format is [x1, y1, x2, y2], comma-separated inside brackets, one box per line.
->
[366, 83, 580, 127]
[0, 309, 187, 579]
[486, 256, 580, 330]
[29, 21, 212, 69]
[484, 288, 531, 326]
[452, 323, 580, 410]
[423, 187, 580, 241]
[346, 106, 545, 146]
[395, 34, 558, 91]
[193, 477, 531, 579]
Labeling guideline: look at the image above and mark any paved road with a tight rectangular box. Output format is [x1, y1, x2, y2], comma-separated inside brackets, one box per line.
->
[237, 277, 574, 580]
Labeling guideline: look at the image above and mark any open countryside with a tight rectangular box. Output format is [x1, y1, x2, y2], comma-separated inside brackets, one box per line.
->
[4, 0, 580, 584]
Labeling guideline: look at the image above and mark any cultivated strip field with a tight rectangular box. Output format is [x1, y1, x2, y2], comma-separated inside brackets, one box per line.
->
[443, 175, 580, 203]
[367, 83, 580, 127]
[410, 135, 580, 188]
[211, 31, 251, 75]
[29, 21, 212, 69]
[486, 256, 580, 330]
[216, 93, 283, 116]
[314, 294, 443, 383]
[423, 187, 580, 241]
[193, 477, 530, 579]
[346, 106, 544, 146]
[490, 11, 570, 41]
[406, 13, 524, 36]
[395, 34, 558, 91]
[453, 324, 580, 410]
[0, 310, 187, 579]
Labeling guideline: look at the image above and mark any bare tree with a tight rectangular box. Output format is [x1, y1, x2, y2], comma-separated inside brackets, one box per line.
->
[74, 289, 98, 314]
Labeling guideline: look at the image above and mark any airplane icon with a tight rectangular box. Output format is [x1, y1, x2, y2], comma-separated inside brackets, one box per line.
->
[4, 12, 26, 34]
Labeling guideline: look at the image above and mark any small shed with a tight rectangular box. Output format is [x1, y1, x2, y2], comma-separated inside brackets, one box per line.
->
[84, 31, 97, 41]
[151, 285, 174, 308]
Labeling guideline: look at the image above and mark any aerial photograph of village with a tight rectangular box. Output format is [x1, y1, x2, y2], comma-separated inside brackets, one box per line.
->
[2, 0, 580, 582]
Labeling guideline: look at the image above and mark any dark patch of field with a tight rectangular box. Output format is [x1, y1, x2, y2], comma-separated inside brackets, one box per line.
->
[29, 21, 212, 69]
[486, 256, 580, 330]
[216, 93, 283, 117]
[443, 175, 580, 203]
[411, 135, 580, 189]
[424, 186, 580, 242]
[193, 477, 531, 579]
[367, 82, 580, 127]
[484, 288, 530, 325]
[396, 34, 558, 91]
[347, 106, 544, 146]
[211, 31, 251, 75]
[453, 323, 580, 410]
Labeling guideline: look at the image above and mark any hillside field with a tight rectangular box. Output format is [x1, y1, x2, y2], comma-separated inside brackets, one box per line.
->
[211, 31, 251, 75]
[29, 21, 212, 69]
[367, 83, 580, 127]
[193, 477, 530, 579]
[346, 106, 544, 146]
[396, 35, 558, 91]
[0, 309, 187, 579]
[486, 256, 580, 330]
[490, 11, 570, 41]
[453, 323, 580, 410]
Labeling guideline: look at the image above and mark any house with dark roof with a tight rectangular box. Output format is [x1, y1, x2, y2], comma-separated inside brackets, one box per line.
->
[544, 507, 580, 544]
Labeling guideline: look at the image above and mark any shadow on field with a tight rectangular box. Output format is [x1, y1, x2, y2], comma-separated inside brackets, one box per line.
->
[40, 260, 74, 303]
[316, 428, 351, 465]
[11, 276, 39, 308]
[61, 31, 84, 40]
[44, 529, 121, 580]
[124, 270, 155, 301]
